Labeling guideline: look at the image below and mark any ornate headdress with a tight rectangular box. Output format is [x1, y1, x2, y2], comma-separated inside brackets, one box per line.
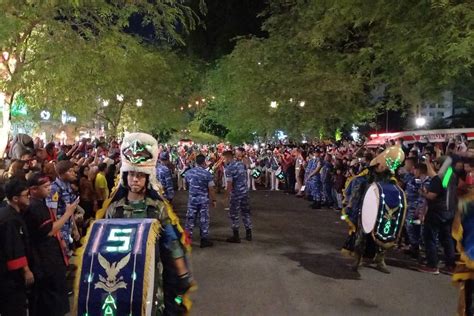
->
[120, 133, 160, 190]
[369, 145, 405, 173]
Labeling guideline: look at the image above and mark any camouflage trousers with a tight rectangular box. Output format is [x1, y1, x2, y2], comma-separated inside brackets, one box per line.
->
[229, 195, 252, 230]
[311, 178, 323, 202]
[185, 201, 210, 239]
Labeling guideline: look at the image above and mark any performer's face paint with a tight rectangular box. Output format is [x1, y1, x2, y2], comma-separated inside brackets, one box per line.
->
[127, 171, 147, 194]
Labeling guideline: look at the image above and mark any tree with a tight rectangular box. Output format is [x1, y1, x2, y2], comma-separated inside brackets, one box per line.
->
[0, 0, 199, 153]
[202, 0, 474, 142]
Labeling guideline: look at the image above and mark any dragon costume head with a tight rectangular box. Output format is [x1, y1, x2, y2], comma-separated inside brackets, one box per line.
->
[120, 133, 160, 191]
[370, 145, 405, 174]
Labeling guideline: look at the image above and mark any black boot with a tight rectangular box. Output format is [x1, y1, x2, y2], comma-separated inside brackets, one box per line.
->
[200, 238, 214, 248]
[246, 229, 252, 241]
[226, 230, 241, 243]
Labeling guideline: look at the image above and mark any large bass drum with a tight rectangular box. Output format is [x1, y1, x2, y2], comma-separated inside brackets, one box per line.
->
[74, 219, 162, 316]
[361, 182, 407, 248]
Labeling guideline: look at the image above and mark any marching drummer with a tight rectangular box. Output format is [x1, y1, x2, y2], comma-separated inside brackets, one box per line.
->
[352, 146, 406, 274]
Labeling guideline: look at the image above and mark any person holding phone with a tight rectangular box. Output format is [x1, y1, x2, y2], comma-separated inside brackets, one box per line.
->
[24, 173, 78, 316]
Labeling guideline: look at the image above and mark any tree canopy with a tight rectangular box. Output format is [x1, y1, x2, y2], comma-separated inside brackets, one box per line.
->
[200, 0, 474, 143]
[0, 0, 201, 141]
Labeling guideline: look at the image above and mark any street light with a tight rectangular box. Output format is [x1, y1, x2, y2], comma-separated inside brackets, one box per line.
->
[270, 101, 278, 108]
[299, 101, 305, 108]
[415, 117, 426, 128]
[102, 100, 109, 107]
[116, 94, 124, 102]
[136, 99, 143, 107]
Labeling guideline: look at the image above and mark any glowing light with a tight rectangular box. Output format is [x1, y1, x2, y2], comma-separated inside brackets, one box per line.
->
[351, 131, 360, 141]
[195, 101, 199, 105]
[2, 51, 8, 60]
[102, 100, 109, 107]
[105, 228, 133, 253]
[180, 106, 184, 111]
[270, 101, 278, 108]
[188, 104, 192, 108]
[276, 130, 287, 140]
[442, 166, 453, 189]
[253, 144, 259, 150]
[202, 98, 206, 102]
[136, 99, 143, 107]
[102, 294, 117, 316]
[415, 117, 426, 127]
[351, 125, 360, 142]
[211, 96, 216, 100]
[40, 110, 51, 120]
[299, 101, 305, 107]
[289, 98, 294, 103]
[175, 296, 183, 305]
[257, 61, 262, 65]
[116, 94, 124, 102]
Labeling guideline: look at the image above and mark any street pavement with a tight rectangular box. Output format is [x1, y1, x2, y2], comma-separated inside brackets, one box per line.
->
[173, 190, 457, 316]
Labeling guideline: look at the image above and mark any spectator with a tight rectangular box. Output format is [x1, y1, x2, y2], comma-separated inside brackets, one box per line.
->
[0, 179, 33, 316]
[418, 158, 456, 275]
[79, 166, 96, 223]
[105, 163, 117, 193]
[95, 163, 109, 209]
[24, 173, 77, 316]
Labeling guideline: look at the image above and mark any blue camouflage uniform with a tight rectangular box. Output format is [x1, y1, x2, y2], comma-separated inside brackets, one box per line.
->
[184, 166, 214, 239]
[46, 177, 76, 252]
[156, 163, 175, 201]
[404, 173, 430, 250]
[225, 160, 252, 230]
[310, 157, 323, 203]
[321, 160, 334, 206]
[304, 158, 316, 197]
[343, 173, 369, 227]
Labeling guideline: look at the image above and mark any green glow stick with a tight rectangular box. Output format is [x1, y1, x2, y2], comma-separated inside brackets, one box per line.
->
[442, 166, 453, 189]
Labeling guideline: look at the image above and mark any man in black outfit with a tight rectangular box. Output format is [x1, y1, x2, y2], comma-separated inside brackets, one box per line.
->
[419, 169, 456, 275]
[24, 173, 78, 316]
[0, 179, 34, 316]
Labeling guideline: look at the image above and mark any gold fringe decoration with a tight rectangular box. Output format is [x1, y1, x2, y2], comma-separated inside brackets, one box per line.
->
[142, 220, 161, 316]
[341, 169, 369, 234]
[71, 218, 97, 316]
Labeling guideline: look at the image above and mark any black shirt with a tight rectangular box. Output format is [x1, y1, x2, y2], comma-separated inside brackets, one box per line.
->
[0, 205, 29, 281]
[426, 175, 453, 223]
[23, 198, 66, 277]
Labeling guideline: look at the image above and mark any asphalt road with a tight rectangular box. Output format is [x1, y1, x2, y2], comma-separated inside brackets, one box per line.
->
[172, 190, 457, 316]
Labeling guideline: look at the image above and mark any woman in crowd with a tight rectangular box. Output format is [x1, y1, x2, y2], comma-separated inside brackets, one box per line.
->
[79, 165, 97, 225]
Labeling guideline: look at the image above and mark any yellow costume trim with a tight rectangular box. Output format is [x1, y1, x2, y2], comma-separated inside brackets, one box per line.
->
[453, 191, 474, 273]
[143, 220, 161, 316]
[71, 216, 96, 315]
[341, 169, 369, 234]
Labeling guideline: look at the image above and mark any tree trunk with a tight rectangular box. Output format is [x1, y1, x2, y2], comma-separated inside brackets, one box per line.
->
[0, 93, 13, 159]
